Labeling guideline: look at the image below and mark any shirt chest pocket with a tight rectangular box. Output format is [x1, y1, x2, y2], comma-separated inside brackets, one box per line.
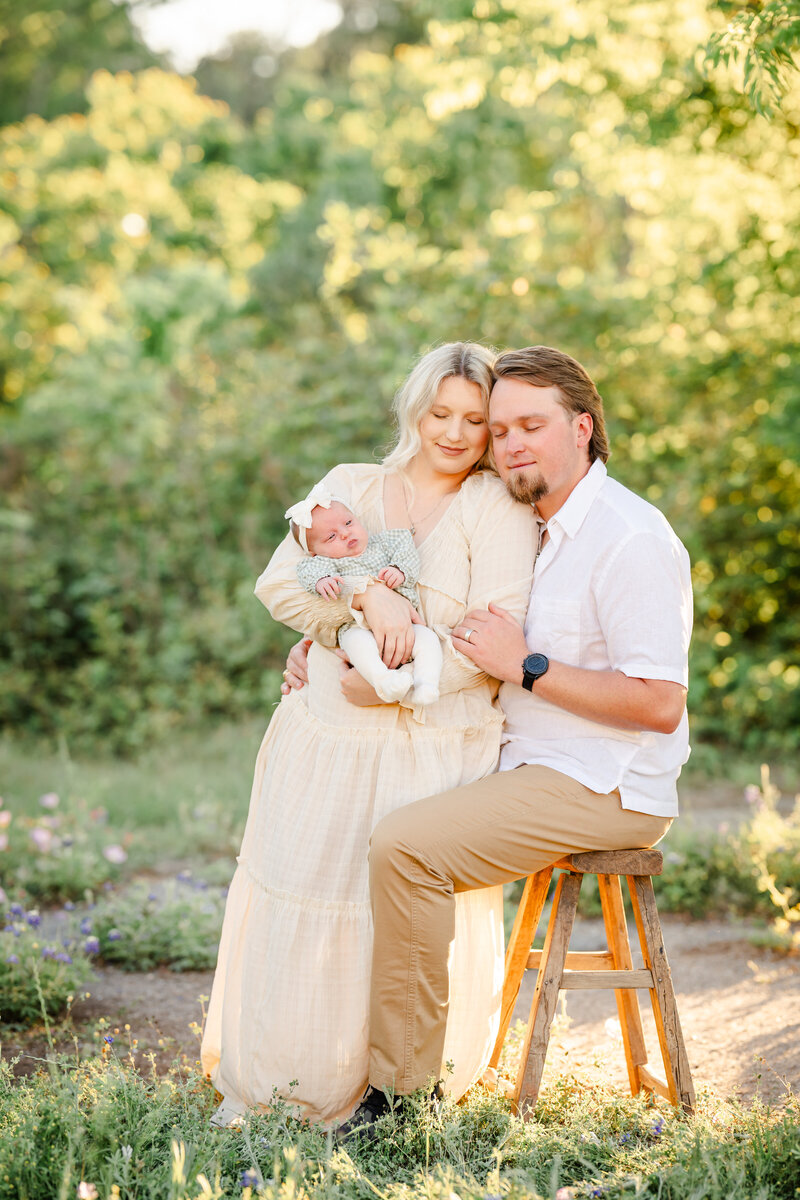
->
[526, 598, 583, 665]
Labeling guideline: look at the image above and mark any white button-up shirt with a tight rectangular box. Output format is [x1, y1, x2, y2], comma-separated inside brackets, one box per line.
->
[499, 460, 693, 817]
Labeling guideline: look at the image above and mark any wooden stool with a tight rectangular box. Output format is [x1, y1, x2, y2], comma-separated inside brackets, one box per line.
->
[487, 849, 695, 1117]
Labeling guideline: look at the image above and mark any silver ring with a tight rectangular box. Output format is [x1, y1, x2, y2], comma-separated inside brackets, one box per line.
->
[464, 628, 475, 643]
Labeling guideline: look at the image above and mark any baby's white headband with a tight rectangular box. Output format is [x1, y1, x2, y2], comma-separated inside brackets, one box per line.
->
[285, 483, 349, 553]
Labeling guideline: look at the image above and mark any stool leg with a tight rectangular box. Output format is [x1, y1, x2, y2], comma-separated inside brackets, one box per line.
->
[516, 871, 582, 1117]
[627, 874, 696, 1114]
[488, 867, 553, 1071]
[598, 873, 648, 1098]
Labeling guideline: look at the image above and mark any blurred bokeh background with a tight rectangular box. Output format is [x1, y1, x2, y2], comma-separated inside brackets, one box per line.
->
[1, 0, 798, 761]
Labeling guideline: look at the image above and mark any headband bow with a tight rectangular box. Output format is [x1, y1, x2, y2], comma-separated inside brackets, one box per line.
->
[285, 483, 349, 552]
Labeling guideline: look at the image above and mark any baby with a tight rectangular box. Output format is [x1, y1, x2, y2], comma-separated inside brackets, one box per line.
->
[285, 484, 443, 705]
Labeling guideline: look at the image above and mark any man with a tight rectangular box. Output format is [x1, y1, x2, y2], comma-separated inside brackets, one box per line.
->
[285, 346, 692, 1134]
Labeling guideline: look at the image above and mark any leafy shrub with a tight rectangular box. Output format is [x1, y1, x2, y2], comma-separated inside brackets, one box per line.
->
[0, 793, 131, 905]
[0, 904, 94, 1026]
[90, 876, 226, 972]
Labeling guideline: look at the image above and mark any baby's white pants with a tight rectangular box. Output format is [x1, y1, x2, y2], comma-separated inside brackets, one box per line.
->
[338, 625, 443, 706]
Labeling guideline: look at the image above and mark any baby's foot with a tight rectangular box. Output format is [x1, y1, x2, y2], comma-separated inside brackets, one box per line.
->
[412, 683, 440, 707]
[375, 671, 413, 703]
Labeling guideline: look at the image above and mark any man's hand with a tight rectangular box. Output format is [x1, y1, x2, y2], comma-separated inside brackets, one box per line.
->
[335, 649, 384, 706]
[377, 565, 405, 590]
[315, 575, 344, 600]
[280, 637, 311, 695]
[451, 602, 527, 684]
[352, 582, 420, 669]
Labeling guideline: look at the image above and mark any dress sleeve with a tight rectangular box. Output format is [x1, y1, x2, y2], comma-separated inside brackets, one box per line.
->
[253, 465, 358, 646]
[412, 477, 536, 704]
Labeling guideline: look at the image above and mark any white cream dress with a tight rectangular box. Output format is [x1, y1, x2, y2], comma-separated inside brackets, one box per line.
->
[201, 464, 535, 1124]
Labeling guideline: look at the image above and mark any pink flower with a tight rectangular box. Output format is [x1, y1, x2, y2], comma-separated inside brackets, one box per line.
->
[30, 827, 54, 853]
[744, 784, 760, 804]
[0, 834, 8, 852]
[0, 811, 11, 828]
[102, 844, 127, 865]
[77, 1184, 99, 1200]
[39, 792, 60, 809]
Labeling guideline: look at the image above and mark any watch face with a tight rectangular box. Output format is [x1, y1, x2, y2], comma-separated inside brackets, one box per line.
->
[523, 653, 549, 676]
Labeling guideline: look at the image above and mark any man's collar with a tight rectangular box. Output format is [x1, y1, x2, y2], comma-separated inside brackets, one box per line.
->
[536, 459, 607, 537]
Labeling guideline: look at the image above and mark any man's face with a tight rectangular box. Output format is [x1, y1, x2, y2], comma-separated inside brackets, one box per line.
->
[489, 378, 593, 519]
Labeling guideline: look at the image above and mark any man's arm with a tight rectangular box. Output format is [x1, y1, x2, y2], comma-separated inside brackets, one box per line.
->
[452, 603, 686, 735]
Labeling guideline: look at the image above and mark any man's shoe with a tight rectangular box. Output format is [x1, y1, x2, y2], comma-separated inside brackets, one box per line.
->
[336, 1086, 392, 1141]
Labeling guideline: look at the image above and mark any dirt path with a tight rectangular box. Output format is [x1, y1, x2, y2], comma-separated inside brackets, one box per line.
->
[9, 911, 797, 1107]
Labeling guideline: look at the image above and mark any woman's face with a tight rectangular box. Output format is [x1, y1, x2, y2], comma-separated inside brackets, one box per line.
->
[415, 376, 489, 479]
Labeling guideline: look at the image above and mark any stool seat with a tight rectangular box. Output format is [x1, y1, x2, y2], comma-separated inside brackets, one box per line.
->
[488, 849, 695, 1117]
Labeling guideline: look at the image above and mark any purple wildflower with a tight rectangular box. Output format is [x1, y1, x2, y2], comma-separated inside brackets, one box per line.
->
[39, 792, 60, 809]
[104, 1035, 114, 1044]
[5, 954, 19, 965]
[652, 1116, 665, 1136]
[9, 904, 23, 916]
[26, 911, 41, 927]
[107, 929, 122, 942]
[84, 936, 100, 954]
[80, 918, 93, 935]
[41, 946, 56, 959]
[64, 901, 75, 911]
[56, 953, 73, 964]
[240, 1169, 260, 1188]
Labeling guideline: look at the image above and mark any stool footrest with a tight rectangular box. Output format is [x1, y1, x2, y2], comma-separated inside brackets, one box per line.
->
[527, 949, 615, 970]
[560, 968, 654, 990]
[638, 1063, 672, 1101]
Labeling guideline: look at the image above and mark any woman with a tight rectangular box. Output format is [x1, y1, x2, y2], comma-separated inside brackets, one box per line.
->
[201, 343, 535, 1125]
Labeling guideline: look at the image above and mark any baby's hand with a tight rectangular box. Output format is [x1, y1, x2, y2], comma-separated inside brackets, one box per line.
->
[378, 565, 405, 590]
[316, 575, 344, 599]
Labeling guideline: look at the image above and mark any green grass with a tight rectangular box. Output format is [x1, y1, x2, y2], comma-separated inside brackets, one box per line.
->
[0, 721, 265, 854]
[0, 1048, 797, 1200]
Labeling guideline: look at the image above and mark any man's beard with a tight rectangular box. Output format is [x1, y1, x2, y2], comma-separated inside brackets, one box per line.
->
[505, 470, 549, 507]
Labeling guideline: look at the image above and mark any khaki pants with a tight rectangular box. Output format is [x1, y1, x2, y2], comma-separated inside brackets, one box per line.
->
[367, 764, 672, 1094]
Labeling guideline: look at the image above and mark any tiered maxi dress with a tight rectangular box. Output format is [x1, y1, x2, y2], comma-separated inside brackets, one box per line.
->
[201, 464, 535, 1125]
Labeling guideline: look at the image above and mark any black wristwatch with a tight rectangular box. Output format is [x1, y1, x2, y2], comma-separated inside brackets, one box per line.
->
[521, 652, 549, 691]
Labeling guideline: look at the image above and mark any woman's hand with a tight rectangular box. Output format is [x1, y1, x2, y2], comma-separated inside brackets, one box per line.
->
[280, 638, 312, 694]
[353, 583, 420, 669]
[335, 650, 384, 706]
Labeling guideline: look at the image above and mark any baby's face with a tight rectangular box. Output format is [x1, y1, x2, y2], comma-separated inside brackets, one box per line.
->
[307, 502, 369, 558]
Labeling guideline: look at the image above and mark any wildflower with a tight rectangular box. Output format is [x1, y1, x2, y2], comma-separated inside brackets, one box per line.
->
[30, 827, 53, 853]
[177, 870, 192, 883]
[5, 954, 19, 965]
[77, 1183, 99, 1200]
[27, 911, 42, 927]
[64, 901, 75, 911]
[104, 1035, 114, 1044]
[56, 952, 73, 964]
[240, 1169, 260, 1188]
[41, 946, 56, 959]
[0, 810, 11, 827]
[39, 792, 60, 809]
[744, 784, 760, 804]
[84, 936, 100, 954]
[147, 892, 159, 902]
[618, 1132, 631, 1143]
[103, 844, 127, 865]
[107, 928, 123, 942]
[9, 903, 23, 916]
[0, 834, 8, 852]
[652, 1116, 665, 1136]
[80, 918, 93, 935]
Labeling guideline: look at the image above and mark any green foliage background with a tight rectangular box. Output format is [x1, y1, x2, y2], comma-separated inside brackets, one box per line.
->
[0, 0, 798, 753]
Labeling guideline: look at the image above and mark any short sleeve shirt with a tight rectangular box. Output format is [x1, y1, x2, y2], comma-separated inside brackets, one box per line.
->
[498, 460, 693, 817]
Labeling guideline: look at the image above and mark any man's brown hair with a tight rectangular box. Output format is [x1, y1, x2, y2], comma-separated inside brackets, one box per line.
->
[493, 346, 610, 463]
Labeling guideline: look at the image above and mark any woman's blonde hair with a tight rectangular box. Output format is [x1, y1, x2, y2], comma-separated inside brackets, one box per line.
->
[382, 342, 496, 473]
